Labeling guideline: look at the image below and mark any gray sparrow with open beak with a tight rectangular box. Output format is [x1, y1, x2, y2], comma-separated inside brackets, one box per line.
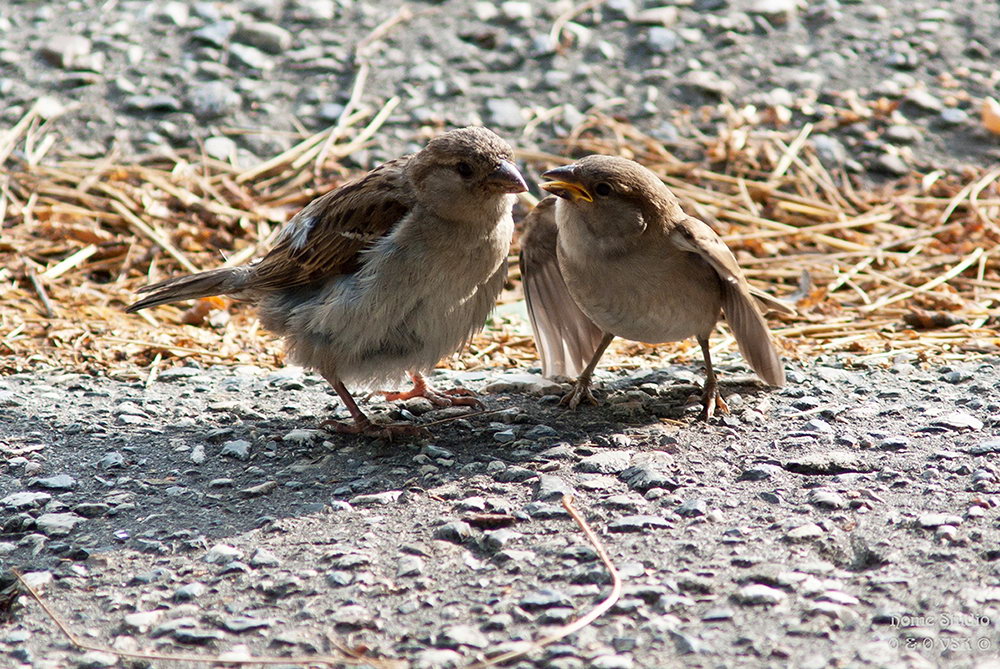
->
[520, 155, 791, 420]
[128, 126, 528, 437]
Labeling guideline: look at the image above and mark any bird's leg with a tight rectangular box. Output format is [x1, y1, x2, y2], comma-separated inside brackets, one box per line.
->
[320, 374, 427, 439]
[561, 333, 615, 409]
[323, 377, 374, 431]
[697, 335, 729, 421]
[382, 372, 484, 409]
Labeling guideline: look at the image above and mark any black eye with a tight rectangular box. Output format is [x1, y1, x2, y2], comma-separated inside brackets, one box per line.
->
[456, 161, 474, 177]
[594, 182, 613, 197]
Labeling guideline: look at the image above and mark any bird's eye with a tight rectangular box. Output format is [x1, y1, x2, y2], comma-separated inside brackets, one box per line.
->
[594, 182, 613, 197]
[456, 161, 474, 177]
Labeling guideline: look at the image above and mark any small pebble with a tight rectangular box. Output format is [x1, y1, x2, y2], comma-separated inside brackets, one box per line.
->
[736, 584, 787, 605]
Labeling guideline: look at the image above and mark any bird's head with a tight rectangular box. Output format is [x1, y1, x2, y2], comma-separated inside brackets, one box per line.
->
[409, 126, 527, 223]
[540, 155, 679, 240]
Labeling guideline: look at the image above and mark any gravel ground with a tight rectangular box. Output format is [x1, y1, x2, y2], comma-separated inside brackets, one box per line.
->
[4, 0, 1000, 667]
[2, 357, 1000, 668]
[2, 0, 999, 175]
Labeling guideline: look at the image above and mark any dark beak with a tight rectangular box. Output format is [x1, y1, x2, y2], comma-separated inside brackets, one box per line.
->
[487, 160, 529, 194]
[540, 165, 592, 202]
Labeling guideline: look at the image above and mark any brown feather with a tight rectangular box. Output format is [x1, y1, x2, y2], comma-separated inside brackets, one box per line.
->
[749, 286, 797, 316]
[721, 283, 786, 386]
[127, 159, 416, 311]
[249, 159, 414, 290]
[125, 266, 249, 312]
[670, 216, 785, 386]
[520, 197, 607, 377]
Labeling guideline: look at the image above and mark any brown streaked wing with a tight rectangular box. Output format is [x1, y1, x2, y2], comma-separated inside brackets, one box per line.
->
[248, 158, 414, 289]
[519, 196, 608, 378]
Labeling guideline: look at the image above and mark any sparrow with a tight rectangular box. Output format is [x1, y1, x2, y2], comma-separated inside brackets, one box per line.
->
[127, 126, 528, 438]
[519, 155, 792, 420]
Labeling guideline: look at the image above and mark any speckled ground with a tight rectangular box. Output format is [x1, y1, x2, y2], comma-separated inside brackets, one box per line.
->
[2, 356, 999, 668]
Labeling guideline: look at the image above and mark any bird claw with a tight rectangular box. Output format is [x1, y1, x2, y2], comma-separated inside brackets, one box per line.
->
[430, 387, 485, 409]
[321, 418, 429, 441]
[560, 379, 599, 409]
[697, 384, 729, 422]
[382, 385, 484, 410]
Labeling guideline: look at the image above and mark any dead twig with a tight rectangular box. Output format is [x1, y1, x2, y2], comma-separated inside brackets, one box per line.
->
[109, 200, 200, 274]
[11, 569, 405, 668]
[40, 244, 99, 281]
[467, 494, 622, 668]
[312, 5, 415, 174]
[768, 123, 812, 183]
[549, 0, 608, 50]
[860, 247, 986, 313]
[27, 272, 56, 318]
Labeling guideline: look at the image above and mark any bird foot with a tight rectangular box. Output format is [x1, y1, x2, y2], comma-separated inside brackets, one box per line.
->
[321, 418, 429, 441]
[560, 378, 599, 409]
[697, 384, 729, 422]
[382, 385, 484, 409]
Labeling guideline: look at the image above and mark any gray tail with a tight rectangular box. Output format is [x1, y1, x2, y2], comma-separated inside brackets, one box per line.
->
[722, 283, 786, 387]
[125, 267, 245, 313]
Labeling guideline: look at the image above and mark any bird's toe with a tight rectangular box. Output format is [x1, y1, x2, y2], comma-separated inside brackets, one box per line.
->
[697, 385, 729, 422]
[560, 380, 599, 409]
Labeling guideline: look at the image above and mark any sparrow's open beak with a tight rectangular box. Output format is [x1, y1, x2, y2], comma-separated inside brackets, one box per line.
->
[540, 165, 592, 202]
[488, 160, 529, 193]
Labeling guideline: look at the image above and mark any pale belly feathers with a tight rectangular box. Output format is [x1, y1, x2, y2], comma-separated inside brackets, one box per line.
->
[263, 213, 513, 387]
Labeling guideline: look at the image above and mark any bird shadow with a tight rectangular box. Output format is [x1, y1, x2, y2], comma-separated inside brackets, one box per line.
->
[0, 360, 777, 570]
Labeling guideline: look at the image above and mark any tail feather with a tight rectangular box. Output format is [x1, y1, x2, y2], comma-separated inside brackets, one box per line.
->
[722, 284, 785, 386]
[749, 286, 797, 316]
[125, 267, 245, 313]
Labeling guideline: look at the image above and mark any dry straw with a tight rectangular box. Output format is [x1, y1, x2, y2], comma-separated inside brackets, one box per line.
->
[2, 102, 998, 379]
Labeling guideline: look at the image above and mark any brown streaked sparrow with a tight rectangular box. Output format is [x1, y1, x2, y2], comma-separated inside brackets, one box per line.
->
[128, 127, 528, 437]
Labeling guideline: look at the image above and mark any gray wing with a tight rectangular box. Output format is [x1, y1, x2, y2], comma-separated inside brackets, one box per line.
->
[519, 197, 608, 378]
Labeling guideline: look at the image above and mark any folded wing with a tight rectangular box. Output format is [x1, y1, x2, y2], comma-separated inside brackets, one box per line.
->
[127, 158, 414, 312]
[670, 216, 786, 387]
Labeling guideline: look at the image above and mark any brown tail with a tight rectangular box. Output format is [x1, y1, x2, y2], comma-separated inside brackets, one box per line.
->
[125, 267, 249, 312]
[749, 286, 797, 316]
[722, 283, 786, 386]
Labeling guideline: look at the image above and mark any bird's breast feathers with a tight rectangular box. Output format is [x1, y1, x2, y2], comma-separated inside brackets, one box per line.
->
[557, 237, 722, 344]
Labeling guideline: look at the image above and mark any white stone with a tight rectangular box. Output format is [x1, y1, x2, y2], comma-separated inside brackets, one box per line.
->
[35, 512, 84, 537]
[123, 610, 164, 632]
[203, 543, 242, 564]
[737, 584, 787, 605]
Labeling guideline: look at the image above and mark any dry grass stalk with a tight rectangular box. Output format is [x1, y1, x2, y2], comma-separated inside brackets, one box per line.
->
[12, 571, 405, 668]
[549, 0, 609, 50]
[467, 494, 622, 668]
[2, 107, 999, 379]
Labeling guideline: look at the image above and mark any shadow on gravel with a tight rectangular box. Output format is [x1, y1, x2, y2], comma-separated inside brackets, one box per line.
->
[0, 366, 773, 569]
